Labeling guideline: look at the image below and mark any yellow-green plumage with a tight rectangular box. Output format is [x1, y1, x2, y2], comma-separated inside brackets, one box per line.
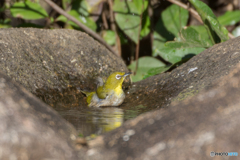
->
[81, 72, 131, 107]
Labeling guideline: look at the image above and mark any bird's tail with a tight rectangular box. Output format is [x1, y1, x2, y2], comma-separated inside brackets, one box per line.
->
[80, 89, 96, 106]
[80, 89, 90, 96]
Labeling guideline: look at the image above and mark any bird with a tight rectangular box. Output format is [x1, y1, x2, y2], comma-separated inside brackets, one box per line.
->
[81, 72, 131, 107]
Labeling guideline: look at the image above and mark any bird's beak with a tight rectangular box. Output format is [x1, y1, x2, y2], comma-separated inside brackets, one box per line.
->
[123, 72, 132, 77]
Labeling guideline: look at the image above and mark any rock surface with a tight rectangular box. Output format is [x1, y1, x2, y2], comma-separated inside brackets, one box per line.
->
[1, 28, 240, 159]
[0, 28, 128, 106]
[121, 36, 240, 110]
[0, 71, 79, 159]
[78, 41, 240, 159]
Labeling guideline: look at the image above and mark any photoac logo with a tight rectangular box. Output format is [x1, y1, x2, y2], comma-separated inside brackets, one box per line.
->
[210, 151, 215, 157]
[210, 151, 238, 157]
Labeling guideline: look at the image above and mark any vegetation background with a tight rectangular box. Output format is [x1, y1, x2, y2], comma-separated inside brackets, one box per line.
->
[1, 0, 240, 82]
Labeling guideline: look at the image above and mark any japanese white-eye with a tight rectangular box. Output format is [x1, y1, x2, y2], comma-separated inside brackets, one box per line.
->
[81, 72, 131, 107]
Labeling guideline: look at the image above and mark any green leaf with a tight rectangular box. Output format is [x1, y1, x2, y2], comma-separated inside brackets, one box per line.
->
[113, 0, 147, 43]
[159, 42, 205, 64]
[218, 11, 240, 26]
[10, 1, 48, 20]
[140, 9, 150, 38]
[115, 14, 140, 43]
[102, 30, 116, 46]
[72, 0, 90, 17]
[161, 4, 189, 38]
[56, 10, 97, 31]
[208, 16, 229, 41]
[179, 27, 212, 47]
[232, 26, 240, 37]
[189, 0, 229, 43]
[152, 31, 167, 57]
[128, 56, 166, 82]
[190, 25, 213, 45]
[62, 0, 72, 10]
[113, 0, 147, 15]
[0, 23, 11, 28]
[57, 0, 97, 31]
[143, 65, 172, 79]
[153, 30, 206, 64]
[50, 17, 54, 23]
[0, 18, 11, 28]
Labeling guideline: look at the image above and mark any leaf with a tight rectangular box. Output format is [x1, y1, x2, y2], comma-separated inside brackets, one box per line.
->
[140, 4, 150, 38]
[208, 16, 229, 42]
[152, 27, 209, 60]
[179, 27, 212, 48]
[190, 25, 213, 45]
[113, 0, 147, 15]
[10, 1, 48, 20]
[57, 0, 97, 31]
[128, 56, 166, 82]
[115, 14, 141, 43]
[62, 0, 72, 10]
[143, 65, 172, 79]
[153, 4, 189, 56]
[102, 30, 116, 46]
[218, 11, 240, 26]
[113, 0, 147, 43]
[72, 0, 90, 17]
[152, 31, 167, 57]
[159, 42, 205, 64]
[160, 4, 189, 38]
[189, 0, 229, 43]
[0, 24, 11, 28]
[232, 26, 240, 37]
[0, 18, 11, 28]
[56, 10, 97, 31]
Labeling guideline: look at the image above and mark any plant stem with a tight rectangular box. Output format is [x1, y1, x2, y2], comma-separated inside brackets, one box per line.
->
[135, 0, 145, 73]
[108, 0, 121, 56]
[44, 0, 118, 56]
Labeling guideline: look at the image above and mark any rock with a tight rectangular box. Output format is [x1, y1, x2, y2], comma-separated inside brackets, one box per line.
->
[122, 36, 240, 109]
[0, 71, 78, 159]
[0, 28, 128, 106]
[77, 37, 240, 159]
[1, 28, 240, 159]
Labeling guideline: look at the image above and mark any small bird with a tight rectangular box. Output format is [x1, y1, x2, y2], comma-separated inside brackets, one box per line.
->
[81, 72, 131, 107]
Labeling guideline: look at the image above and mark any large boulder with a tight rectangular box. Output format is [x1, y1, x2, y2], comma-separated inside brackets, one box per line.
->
[76, 37, 240, 159]
[0, 71, 79, 159]
[1, 28, 240, 159]
[121, 35, 240, 109]
[0, 28, 128, 106]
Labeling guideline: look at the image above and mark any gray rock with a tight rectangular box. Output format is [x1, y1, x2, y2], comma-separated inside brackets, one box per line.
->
[0, 71, 78, 159]
[122, 35, 240, 109]
[0, 28, 128, 106]
[78, 37, 240, 159]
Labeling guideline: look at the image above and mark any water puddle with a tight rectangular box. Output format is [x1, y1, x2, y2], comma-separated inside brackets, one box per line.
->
[37, 87, 154, 137]
[54, 104, 150, 137]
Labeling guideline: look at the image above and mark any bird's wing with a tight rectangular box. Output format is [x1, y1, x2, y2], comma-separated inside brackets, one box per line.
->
[96, 77, 104, 88]
[86, 92, 96, 105]
[96, 86, 109, 99]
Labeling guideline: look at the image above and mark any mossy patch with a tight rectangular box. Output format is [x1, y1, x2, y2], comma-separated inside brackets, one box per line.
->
[173, 87, 199, 102]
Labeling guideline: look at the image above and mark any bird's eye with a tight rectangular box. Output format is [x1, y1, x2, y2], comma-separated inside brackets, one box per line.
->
[115, 74, 121, 80]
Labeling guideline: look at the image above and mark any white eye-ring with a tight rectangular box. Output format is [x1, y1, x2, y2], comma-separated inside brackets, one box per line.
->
[115, 74, 121, 80]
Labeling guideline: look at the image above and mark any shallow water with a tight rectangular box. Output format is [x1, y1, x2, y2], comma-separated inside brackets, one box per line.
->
[55, 104, 150, 137]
